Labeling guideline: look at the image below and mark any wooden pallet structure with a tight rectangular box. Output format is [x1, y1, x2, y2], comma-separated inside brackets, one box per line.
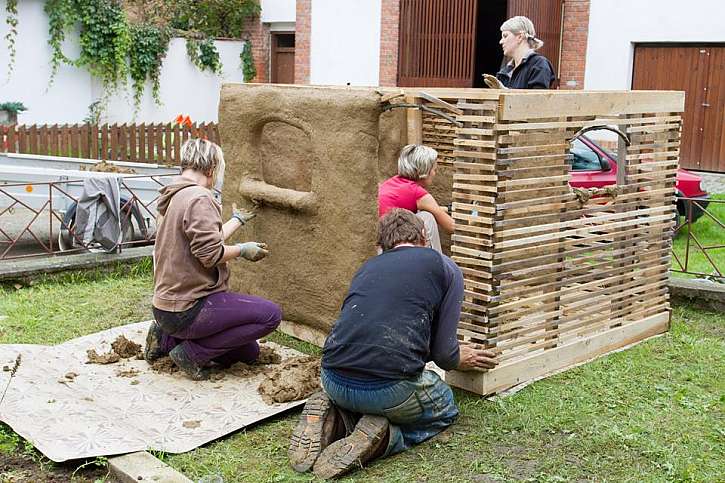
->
[409, 89, 685, 395]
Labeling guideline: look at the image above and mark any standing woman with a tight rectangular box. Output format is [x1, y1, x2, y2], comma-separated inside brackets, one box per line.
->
[495, 16, 555, 89]
[144, 138, 282, 380]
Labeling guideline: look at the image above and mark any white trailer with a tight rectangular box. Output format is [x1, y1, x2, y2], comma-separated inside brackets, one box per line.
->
[0, 153, 180, 253]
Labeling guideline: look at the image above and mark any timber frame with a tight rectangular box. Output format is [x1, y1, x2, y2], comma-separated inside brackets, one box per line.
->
[272, 85, 685, 397]
[399, 88, 684, 396]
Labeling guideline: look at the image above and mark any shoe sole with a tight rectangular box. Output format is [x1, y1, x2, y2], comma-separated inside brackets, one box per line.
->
[143, 322, 163, 363]
[312, 415, 388, 480]
[288, 391, 334, 472]
[168, 347, 209, 381]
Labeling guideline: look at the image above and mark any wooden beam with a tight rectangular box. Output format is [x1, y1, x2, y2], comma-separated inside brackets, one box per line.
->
[445, 311, 669, 395]
[405, 95, 423, 144]
[278, 320, 327, 347]
[418, 91, 464, 115]
[498, 91, 686, 120]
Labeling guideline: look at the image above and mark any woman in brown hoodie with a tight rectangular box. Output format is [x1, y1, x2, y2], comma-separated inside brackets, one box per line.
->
[144, 138, 281, 380]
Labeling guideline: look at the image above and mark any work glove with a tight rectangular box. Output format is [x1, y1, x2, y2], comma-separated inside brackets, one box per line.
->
[236, 242, 268, 262]
[231, 203, 256, 225]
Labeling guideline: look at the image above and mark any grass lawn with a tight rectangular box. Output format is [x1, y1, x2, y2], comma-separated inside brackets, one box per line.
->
[671, 193, 725, 280]
[0, 263, 723, 482]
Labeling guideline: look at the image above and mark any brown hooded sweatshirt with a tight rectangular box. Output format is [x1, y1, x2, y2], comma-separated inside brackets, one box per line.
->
[152, 179, 229, 312]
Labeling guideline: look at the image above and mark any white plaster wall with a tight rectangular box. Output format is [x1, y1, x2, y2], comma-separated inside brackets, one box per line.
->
[0, 0, 91, 124]
[261, 0, 296, 23]
[585, 0, 725, 90]
[99, 38, 246, 124]
[0, 0, 246, 124]
[309, 0, 381, 86]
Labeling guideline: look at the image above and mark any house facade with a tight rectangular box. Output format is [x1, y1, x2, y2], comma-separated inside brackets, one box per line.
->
[251, 0, 723, 173]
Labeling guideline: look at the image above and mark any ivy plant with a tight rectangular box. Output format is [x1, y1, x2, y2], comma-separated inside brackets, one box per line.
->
[0, 102, 27, 114]
[240, 40, 256, 82]
[186, 37, 222, 74]
[4, 0, 18, 76]
[129, 23, 171, 106]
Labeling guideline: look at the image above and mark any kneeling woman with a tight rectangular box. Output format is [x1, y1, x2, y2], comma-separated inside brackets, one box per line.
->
[378, 144, 454, 253]
[144, 138, 282, 380]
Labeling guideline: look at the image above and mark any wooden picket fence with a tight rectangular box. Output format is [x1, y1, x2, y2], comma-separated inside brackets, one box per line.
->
[1, 123, 220, 165]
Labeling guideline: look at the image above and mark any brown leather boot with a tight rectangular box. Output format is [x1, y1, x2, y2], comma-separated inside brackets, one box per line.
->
[312, 414, 389, 479]
[288, 391, 346, 473]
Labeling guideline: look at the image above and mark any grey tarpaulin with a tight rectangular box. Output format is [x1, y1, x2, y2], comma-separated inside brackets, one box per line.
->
[74, 176, 123, 252]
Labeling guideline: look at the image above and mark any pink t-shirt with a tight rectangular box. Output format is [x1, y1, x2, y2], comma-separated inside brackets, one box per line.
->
[378, 175, 429, 217]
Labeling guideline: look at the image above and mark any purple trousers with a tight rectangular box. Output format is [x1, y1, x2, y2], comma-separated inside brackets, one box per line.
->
[160, 292, 282, 366]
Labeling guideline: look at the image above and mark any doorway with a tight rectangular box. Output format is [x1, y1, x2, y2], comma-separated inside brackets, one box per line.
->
[398, 0, 562, 88]
[633, 44, 725, 173]
[473, 0, 507, 87]
[271, 32, 295, 84]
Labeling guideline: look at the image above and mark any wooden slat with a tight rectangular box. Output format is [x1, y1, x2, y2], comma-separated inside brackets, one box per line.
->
[499, 91, 685, 120]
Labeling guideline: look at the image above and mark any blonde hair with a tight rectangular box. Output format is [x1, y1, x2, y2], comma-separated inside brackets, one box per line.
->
[501, 16, 544, 50]
[397, 144, 438, 181]
[180, 138, 225, 188]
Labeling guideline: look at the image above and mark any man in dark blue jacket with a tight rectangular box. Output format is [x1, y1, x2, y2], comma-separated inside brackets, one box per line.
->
[289, 208, 497, 479]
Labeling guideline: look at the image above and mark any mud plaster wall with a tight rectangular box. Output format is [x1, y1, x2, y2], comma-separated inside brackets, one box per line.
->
[426, 164, 453, 253]
[219, 84, 404, 333]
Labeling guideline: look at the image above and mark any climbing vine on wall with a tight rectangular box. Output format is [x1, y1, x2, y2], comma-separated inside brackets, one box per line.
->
[186, 37, 222, 74]
[129, 24, 171, 105]
[4, 0, 18, 76]
[7, 0, 260, 109]
[240, 40, 256, 83]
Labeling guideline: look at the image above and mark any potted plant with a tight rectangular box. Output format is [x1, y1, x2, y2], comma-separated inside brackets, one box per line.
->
[0, 102, 27, 125]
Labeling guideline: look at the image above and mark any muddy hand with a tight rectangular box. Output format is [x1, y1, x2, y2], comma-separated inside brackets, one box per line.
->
[231, 202, 256, 225]
[457, 343, 498, 371]
[483, 74, 506, 90]
[237, 242, 269, 262]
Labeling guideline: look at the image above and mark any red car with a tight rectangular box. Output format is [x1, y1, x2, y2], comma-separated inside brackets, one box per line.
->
[568, 134, 710, 222]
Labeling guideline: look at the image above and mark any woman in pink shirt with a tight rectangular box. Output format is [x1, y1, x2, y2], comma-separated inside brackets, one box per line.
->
[378, 144, 454, 252]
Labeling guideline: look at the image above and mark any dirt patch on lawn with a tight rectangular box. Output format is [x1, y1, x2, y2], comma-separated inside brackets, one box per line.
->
[0, 452, 106, 483]
[257, 356, 321, 404]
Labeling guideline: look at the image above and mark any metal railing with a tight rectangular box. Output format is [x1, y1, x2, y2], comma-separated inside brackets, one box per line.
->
[671, 197, 723, 281]
[0, 174, 176, 260]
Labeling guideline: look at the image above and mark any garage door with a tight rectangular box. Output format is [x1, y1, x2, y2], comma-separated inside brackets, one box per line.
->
[633, 44, 725, 173]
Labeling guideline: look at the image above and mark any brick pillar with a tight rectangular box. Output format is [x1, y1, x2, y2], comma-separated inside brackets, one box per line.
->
[295, 0, 311, 84]
[245, 16, 270, 83]
[379, 0, 400, 86]
[558, 0, 590, 90]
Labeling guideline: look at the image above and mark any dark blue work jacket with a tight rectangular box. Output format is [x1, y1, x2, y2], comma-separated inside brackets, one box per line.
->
[496, 51, 555, 89]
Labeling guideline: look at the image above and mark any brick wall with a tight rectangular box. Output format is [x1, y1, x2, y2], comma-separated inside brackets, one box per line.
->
[295, 0, 311, 84]
[379, 0, 400, 86]
[559, 0, 590, 89]
[245, 16, 270, 83]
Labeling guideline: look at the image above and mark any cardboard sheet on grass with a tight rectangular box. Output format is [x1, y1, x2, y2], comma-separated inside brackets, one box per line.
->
[0, 321, 306, 462]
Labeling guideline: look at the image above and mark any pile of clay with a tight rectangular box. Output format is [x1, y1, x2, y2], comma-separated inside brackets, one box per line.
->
[257, 356, 321, 404]
[86, 335, 321, 404]
[86, 335, 142, 364]
[150, 344, 282, 378]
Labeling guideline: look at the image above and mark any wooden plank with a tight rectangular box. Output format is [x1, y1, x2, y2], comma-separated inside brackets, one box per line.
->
[110, 124, 118, 161]
[418, 91, 464, 115]
[129, 124, 137, 162]
[498, 91, 685, 120]
[138, 123, 147, 162]
[278, 320, 327, 348]
[405, 95, 423, 144]
[445, 311, 669, 395]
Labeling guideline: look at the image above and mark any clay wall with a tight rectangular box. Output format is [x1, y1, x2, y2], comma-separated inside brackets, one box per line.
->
[218, 84, 405, 334]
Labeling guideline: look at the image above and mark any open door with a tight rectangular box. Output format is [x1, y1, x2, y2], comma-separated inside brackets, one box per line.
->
[507, 0, 563, 80]
[398, 0, 478, 87]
